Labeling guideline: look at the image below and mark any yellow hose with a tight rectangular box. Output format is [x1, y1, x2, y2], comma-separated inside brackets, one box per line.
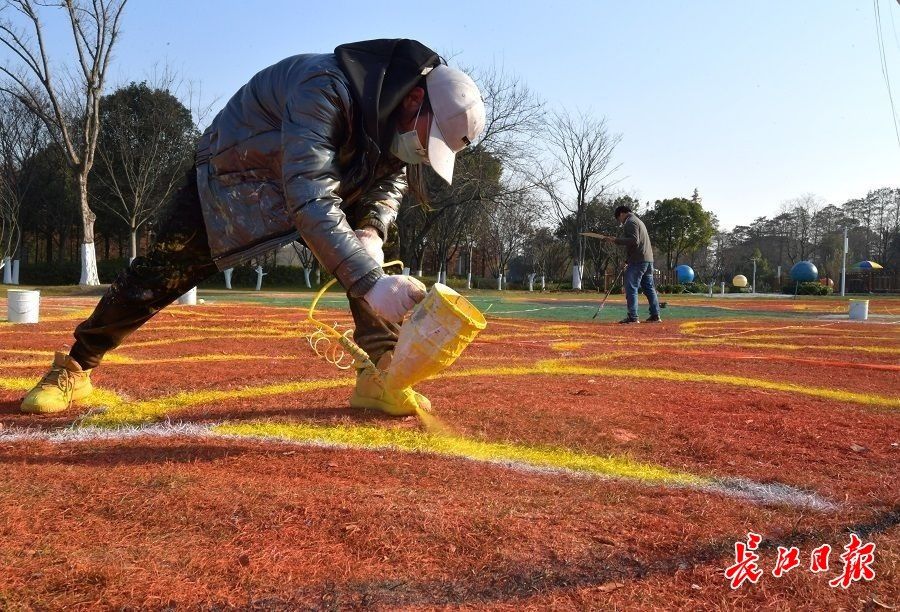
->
[306, 261, 448, 433]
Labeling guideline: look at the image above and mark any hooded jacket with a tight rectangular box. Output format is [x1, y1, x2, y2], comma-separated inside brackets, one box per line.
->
[195, 39, 440, 296]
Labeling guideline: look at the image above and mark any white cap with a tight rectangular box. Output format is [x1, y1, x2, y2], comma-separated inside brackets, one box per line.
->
[425, 65, 486, 185]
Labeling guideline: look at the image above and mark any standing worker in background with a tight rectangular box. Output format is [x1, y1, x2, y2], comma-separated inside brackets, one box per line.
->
[598, 205, 662, 323]
[20, 38, 486, 417]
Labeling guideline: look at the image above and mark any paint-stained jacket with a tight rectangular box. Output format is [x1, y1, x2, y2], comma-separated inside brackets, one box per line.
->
[195, 41, 439, 297]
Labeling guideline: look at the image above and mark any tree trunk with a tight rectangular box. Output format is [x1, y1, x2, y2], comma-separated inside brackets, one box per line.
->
[224, 268, 233, 289]
[129, 225, 138, 263]
[497, 274, 503, 291]
[303, 267, 311, 288]
[77, 174, 100, 286]
[2, 257, 10, 284]
[255, 265, 265, 291]
[572, 263, 583, 290]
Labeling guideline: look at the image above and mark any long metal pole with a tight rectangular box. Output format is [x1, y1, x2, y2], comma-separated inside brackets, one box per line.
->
[752, 259, 757, 294]
[840, 228, 848, 297]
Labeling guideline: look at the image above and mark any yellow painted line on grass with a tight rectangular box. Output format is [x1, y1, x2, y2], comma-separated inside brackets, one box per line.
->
[1, 352, 297, 369]
[143, 324, 297, 334]
[729, 334, 900, 342]
[0, 349, 55, 358]
[674, 324, 900, 352]
[124, 332, 297, 349]
[442, 361, 900, 408]
[678, 340, 900, 354]
[0, 377, 123, 408]
[0, 375, 353, 427]
[214, 421, 708, 487]
[105, 353, 296, 365]
[80, 377, 353, 427]
[551, 341, 584, 351]
[0, 308, 96, 327]
[0, 377, 39, 392]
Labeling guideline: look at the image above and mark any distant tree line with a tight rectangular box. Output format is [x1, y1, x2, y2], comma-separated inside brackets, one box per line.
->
[0, 1, 897, 291]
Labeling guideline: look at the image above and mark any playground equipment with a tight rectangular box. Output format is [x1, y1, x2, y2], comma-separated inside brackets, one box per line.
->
[790, 261, 818, 283]
[675, 265, 695, 284]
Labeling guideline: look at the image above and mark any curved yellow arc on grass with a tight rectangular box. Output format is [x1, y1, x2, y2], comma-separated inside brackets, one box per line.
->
[0, 377, 352, 426]
[80, 378, 353, 427]
[124, 331, 294, 349]
[0, 353, 296, 369]
[2, 355, 895, 431]
[0, 377, 42, 392]
[443, 361, 900, 408]
[551, 341, 584, 351]
[213, 421, 708, 487]
[674, 339, 900, 354]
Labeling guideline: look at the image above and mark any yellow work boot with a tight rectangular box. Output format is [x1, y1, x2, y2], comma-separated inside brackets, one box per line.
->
[21, 352, 93, 414]
[349, 352, 431, 416]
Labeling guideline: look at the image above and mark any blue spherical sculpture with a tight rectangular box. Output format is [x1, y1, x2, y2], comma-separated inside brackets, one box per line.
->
[790, 261, 818, 283]
[675, 264, 695, 283]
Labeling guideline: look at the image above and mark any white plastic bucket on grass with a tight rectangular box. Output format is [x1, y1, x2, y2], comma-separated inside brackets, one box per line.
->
[848, 299, 869, 321]
[7, 289, 40, 323]
[176, 286, 197, 306]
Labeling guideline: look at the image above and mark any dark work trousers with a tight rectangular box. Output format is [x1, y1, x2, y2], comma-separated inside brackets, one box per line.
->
[69, 167, 399, 370]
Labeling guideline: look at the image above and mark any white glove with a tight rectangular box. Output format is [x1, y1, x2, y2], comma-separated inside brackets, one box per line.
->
[364, 275, 427, 323]
[355, 228, 385, 266]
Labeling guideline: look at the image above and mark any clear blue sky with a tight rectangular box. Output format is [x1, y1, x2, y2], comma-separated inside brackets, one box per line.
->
[5, 0, 900, 229]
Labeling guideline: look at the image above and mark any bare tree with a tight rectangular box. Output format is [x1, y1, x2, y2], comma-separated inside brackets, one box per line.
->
[290, 241, 316, 288]
[0, 0, 127, 285]
[536, 110, 621, 289]
[864, 187, 900, 264]
[0, 89, 45, 280]
[92, 75, 197, 261]
[777, 194, 823, 263]
[524, 226, 567, 289]
[399, 64, 544, 274]
[483, 192, 538, 289]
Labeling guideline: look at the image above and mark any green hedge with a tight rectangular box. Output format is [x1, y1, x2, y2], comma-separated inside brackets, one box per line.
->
[783, 281, 834, 296]
[198, 265, 332, 289]
[19, 259, 130, 285]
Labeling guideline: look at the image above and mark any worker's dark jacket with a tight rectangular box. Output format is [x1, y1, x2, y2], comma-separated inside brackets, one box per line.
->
[615, 213, 655, 264]
[195, 39, 440, 296]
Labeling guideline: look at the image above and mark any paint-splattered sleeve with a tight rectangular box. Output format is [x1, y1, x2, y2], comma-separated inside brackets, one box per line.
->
[281, 73, 383, 297]
[355, 170, 407, 240]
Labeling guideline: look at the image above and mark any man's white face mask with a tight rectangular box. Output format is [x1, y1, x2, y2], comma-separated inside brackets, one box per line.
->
[390, 102, 429, 165]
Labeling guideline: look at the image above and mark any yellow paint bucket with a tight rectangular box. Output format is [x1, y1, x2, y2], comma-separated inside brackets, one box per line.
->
[385, 283, 487, 391]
